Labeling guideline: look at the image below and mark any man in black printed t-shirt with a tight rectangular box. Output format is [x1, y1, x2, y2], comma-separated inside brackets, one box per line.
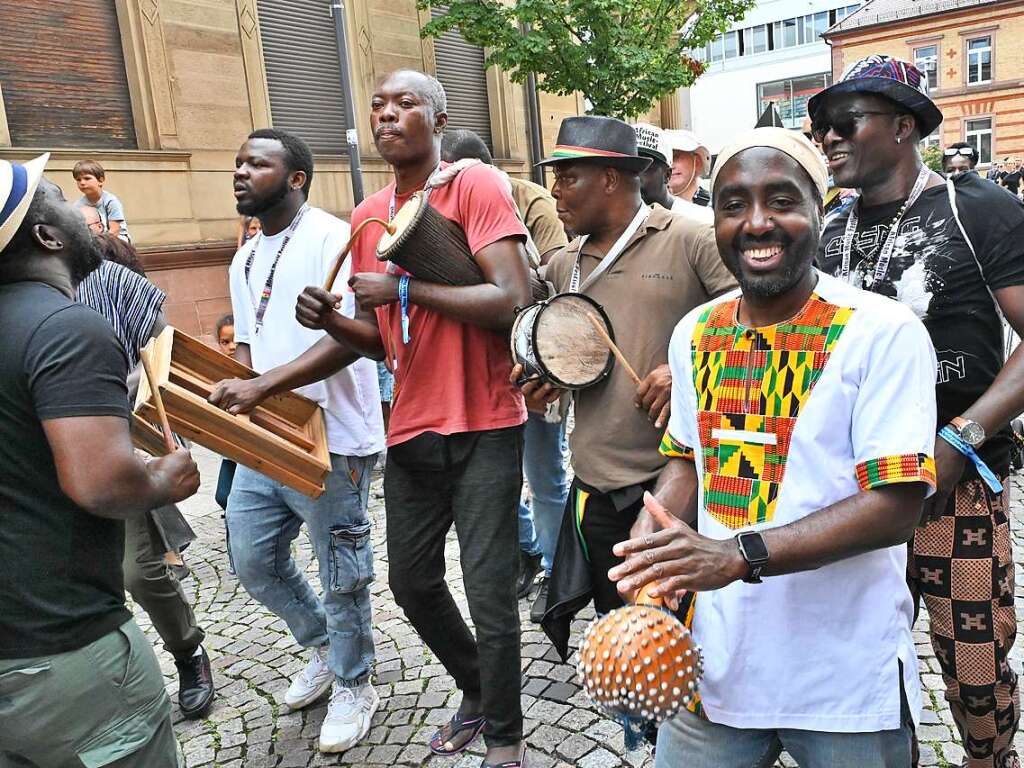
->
[0, 155, 199, 767]
[812, 56, 1024, 768]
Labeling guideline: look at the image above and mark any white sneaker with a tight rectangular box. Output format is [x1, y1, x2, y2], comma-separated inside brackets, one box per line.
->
[284, 646, 333, 710]
[319, 682, 380, 753]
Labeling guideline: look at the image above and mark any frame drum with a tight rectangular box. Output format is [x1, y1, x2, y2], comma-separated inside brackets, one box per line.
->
[511, 293, 615, 389]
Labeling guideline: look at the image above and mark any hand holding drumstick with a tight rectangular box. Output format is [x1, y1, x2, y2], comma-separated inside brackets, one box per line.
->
[585, 313, 672, 429]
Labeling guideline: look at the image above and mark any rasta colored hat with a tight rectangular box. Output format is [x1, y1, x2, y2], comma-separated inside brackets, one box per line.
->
[0, 153, 50, 255]
[807, 55, 943, 138]
[537, 116, 652, 172]
[633, 123, 671, 167]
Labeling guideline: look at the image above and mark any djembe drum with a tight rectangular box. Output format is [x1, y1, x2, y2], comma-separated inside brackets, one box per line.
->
[578, 584, 702, 748]
[510, 293, 615, 389]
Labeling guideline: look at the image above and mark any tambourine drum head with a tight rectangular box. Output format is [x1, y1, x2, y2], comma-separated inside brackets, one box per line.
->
[535, 295, 613, 388]
[376, 191, 423, 258]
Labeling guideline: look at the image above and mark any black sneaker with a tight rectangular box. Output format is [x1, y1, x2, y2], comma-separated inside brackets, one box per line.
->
[175, 645, 216, 720]
[530, 577, 549, 624]
[516, 551, 543, 599]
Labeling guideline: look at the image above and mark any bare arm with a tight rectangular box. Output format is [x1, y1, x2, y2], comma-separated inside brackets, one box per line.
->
[611, 482, 926, 598]
[295, 290, 386, 361]
[349, 237, 531, 331]
[43, 416, 199, 519]
[209, 334, 361, 415]
[233, 341, 253, 368]
[923, 285, 1024, 521]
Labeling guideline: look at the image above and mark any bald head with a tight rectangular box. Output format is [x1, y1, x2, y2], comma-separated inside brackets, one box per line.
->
[78, 204, 103, 234]
[440, 129, 492, 165]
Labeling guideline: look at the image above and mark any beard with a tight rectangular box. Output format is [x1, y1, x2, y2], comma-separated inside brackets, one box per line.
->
[721, 233, 816, 300]
[61, 214, 105, 285]
[236, 176, 291, 216]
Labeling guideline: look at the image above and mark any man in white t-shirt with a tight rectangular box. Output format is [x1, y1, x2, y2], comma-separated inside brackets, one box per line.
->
[633, 123, 713, 225]
[209, 129, 385, 755]
[610, 128, 938, 767]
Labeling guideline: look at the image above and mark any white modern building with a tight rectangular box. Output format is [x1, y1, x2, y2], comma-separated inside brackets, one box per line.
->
[681, 0, 864, 153]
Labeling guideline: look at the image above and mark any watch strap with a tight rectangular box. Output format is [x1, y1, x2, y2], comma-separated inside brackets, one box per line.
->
[938, 426, 1003, 494]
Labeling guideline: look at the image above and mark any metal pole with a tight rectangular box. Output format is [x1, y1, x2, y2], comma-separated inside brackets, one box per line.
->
[330, 0, 365, 205]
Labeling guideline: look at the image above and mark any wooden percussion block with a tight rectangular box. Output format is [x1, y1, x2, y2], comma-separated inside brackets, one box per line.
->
[133, 327, 331, 498]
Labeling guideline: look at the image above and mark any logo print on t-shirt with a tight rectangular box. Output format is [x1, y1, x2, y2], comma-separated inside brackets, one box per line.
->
[688, 296, 853, 529]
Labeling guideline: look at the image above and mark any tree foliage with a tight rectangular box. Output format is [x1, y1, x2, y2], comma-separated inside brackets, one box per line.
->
[419, 0, 754, 120]
[921, 144, 944, 174]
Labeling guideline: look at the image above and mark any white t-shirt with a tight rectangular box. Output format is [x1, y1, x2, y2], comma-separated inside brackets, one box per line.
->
[229, 206, 384, 458]
[670, 195, 714, 224]
[663, 271, 937, 733]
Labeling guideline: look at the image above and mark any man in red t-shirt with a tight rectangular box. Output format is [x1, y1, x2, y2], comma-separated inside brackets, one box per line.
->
[297, 69, 530, 768]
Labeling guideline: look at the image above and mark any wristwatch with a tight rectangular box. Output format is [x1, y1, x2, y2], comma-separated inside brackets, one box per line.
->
[736, 531, 770, 584]
[950, 416, 986, 448]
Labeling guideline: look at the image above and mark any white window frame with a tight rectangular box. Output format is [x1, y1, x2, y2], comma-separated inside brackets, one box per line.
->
[967, 36, 993, 85]
[965, 117, 993, 164]
[914, 44, 939, 91]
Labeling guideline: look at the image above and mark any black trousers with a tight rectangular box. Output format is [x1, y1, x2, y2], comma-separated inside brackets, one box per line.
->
[573, 478, 648, 614]
[384, 426, 524, 747]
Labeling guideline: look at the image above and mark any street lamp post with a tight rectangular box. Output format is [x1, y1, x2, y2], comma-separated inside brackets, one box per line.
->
[330, 0, 365, 206]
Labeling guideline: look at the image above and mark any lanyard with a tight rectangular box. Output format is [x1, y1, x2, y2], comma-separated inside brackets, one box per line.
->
[840, 165, 930, 284]
[569, 204, 650, 293]
[243, 204, 309, 334]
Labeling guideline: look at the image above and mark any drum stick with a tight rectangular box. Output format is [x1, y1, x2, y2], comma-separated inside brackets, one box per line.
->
[323, 217, 396, 292]
[586, 312, 642, 386]
[140, 350, 175, 454]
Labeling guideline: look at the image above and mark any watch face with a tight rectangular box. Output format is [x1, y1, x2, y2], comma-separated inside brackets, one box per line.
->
[738, 531, 769, 563]
[960, 421, 985, 447]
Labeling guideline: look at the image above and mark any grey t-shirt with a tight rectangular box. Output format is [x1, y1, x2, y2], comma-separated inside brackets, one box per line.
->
[77, 190, 131, 242]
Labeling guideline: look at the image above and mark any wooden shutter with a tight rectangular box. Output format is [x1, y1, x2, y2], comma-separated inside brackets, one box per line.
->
[257, 0, 348, 155]
[0, 0, 136, 149]
[431, 6, 493, 152]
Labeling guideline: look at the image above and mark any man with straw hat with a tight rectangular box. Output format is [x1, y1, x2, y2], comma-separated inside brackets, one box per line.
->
[0, 155, 199, 766]
[515, 115, 735, 661]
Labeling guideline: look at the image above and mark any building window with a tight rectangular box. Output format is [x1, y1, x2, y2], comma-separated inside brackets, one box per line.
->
[757, 72, 832, 130]
[914, 45, 939, 90]
[257, 0, 348, 155]
[431, 5, 493, 152]
[723, 31, 740, 59]
[966, 118, 993, 164]
[920, 134, 940, 150]
[967, 36, 993, 85]
[0, 0, 136, 149]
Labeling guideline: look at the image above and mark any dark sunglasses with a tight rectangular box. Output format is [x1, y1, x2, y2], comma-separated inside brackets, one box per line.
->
[810, 110, 898, 144]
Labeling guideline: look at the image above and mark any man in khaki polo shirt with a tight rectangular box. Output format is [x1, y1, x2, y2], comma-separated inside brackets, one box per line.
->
[515, 115, 735, 655]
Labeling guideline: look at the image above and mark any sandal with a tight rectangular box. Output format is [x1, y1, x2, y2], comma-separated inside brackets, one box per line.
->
[429, 711, 487, 756]
[481, 746, 527, 767]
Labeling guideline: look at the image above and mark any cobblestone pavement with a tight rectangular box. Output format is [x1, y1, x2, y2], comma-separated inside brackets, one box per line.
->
[142, 447, 1024, 767]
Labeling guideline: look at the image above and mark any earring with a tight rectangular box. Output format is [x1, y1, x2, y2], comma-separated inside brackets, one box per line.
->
[896, 137, 902, 144]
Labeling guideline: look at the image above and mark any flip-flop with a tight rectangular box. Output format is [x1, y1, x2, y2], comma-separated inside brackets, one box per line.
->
[480, 746, 527, 767]
[429, 711, 487, 756]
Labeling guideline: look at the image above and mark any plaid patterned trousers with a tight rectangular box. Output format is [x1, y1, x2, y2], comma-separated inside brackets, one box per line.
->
[912, 476, 1019, 768]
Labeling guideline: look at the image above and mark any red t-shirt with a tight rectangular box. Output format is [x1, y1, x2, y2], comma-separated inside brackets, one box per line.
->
[350, 162, 528, 447]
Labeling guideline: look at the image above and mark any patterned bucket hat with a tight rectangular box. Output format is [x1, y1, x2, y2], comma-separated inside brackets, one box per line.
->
[807, 55, 943, 138]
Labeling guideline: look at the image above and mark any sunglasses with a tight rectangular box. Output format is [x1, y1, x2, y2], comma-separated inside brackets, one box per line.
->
[810, 110, 898, 144]
[943, 147, 976, 158]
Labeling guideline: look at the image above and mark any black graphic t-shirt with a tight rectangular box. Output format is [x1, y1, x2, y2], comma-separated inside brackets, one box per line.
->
[819, 171, 1024, 477]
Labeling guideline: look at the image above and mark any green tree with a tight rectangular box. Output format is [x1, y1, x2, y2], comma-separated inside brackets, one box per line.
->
[921, 144, 944, 173]
[419, 0, 754, 120]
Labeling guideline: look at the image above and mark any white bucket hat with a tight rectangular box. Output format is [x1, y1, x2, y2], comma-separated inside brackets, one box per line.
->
[633, 123, 672, 167]
[0, 153, 50, 255]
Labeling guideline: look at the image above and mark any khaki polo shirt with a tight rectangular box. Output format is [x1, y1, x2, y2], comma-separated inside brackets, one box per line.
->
[545, 205, 736, 493]
[509, 177, 568, 260]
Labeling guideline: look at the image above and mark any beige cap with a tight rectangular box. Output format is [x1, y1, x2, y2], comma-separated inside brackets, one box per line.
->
[664, 129, 706, 154]
[711, 127, 828, 200]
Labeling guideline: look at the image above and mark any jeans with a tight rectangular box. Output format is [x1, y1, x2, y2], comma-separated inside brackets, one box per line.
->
[384, 426, 524, 747]
[517, 413, 568, 575]
[0, 620, 178, 768]
[122, 509, 204, 661]
[656, 707, 913, 768]
[227, 453, 378, 687]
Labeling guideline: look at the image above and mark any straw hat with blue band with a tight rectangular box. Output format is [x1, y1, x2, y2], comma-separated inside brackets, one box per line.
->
[0, 153, 50, 255]
[537, 116, 651, 173]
